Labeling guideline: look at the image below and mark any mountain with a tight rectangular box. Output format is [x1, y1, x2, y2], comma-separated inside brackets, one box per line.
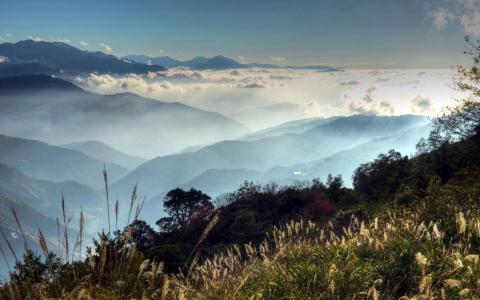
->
[125, 55, 209, 69]
[0, 134, 129, 188]
[0, 75, 249, 158]
[230, 103, 306, 130]
[263, 124, 432, 186]
[0, 194, 77, 278]
[63, 141, 146, 170]
[125, 54, 244, 70]
[0, 40, 166, 76]
[111, 115, 428, 203]
[0, 73, 83, 92]
[124, 54, 339, 71]
[0, 163, 105, 233]
[239, 116, 341, 141]
[195, 55, 246, 70]
[138, 123, 431, 210]
[0, 61, 58, 77]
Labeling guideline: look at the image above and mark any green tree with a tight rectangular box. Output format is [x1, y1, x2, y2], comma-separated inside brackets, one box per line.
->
[156, 188, 214, 233]
[427, 37, 480, 149]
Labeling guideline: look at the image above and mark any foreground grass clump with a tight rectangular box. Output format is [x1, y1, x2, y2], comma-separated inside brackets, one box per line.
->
[2, 181, 480, 299]
[175, 191, 480, 299]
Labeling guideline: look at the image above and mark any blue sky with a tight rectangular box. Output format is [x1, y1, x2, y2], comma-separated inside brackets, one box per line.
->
[1, 0, 478, 68]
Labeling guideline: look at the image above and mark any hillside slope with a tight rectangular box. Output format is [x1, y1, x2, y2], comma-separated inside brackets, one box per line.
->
[0, 40, 166, 75]
[0, 75, 249, 157]
[112, 115, 427, 201]
[0, 134, 128, 188]
[63, 141, 146, 170]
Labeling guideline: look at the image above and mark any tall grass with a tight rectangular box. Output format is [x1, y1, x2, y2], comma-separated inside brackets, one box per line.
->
[1, 176, 480, 299]
[174, 206, 480, 299]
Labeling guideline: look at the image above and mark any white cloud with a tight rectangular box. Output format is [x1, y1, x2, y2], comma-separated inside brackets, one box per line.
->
[162, 68, 204, 80]
[270, 56, 286, 62]
[348, 87, 395, 115]
[236, 77, 267, 88]
[5, 33, 12, 37]
[75, 68, 455, 128]
[76, 73, 185, 98]
[99, 42, 112, 53]
[54, 38, 70, 43]
[28, 36, 43, 42]
[237, 56, 246, 63]
[158, 49, 164, 54]
[410, 95, 435, 114]
[461, 11, 480, 37]
[0, 56, 8, 63]
[79, 41, 89, 47]
[432, 8, 455, 30]
[0, 37, 6, 43]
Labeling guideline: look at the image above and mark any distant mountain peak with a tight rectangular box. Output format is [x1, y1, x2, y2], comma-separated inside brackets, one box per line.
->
[0, 40, 167, 76]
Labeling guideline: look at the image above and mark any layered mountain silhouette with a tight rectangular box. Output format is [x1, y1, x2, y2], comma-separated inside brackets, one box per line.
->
[125, 54, 338, 71]
[63, 141, 146, 170]
[0, 40, 166, 76]
[0, 75, 249, 157]
[0, 163, 105, 232]
[125, 54, 245, 70]
[0, 193, 76, 277]
[0, 134, 128, 188]
[111, 114, 429, 221]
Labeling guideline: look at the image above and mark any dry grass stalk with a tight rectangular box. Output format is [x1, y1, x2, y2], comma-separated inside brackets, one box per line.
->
[72, 209, 85, 261]
[0, 226, 18, 262]
[134, 194, 147, 221]
[185, 212, 220, 272]
[115, 198, 119, 232]
[11, 207, 28, 251]
[102, 165, 111, 234]
[127, 183, 138, 226]
[56, 216, 61, 254]
[61, 195, 70, 263]
[0, 244, 11, 272]
[37, 228, 49, 258]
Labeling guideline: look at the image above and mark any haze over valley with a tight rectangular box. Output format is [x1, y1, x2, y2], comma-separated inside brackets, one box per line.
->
[0, 37, 457, 275]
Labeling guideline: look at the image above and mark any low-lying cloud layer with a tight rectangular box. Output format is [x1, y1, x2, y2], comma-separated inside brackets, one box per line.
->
[74, 68, 456, 130]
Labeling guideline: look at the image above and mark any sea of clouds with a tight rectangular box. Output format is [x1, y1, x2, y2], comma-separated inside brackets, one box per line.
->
[74, 67, 458, 130]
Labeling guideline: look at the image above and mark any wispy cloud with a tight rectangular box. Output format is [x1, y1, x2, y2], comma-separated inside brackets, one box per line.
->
[461, 11, 480, 37]
[79, 41, 89, 47]
[54, 38, 70, 43]
[28, 36, 43, 42]
[410, 95, 435, 114]
[99, 42, 112, 53]
[429, 1, 480, 37]
[348, 87, 395, 115]
[431, 8, 455, 30]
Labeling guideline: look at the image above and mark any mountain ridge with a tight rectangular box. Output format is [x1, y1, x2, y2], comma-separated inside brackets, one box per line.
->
[124, 54, 338, 71]
[0, 40, 167, 76]
[0, 74, 250, 157]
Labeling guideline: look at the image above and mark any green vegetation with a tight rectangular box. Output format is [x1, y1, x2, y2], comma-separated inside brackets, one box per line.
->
[1, 39, 480, 299]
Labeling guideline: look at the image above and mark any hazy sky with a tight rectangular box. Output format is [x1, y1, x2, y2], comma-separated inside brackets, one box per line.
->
[1, 0, 479, 68]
